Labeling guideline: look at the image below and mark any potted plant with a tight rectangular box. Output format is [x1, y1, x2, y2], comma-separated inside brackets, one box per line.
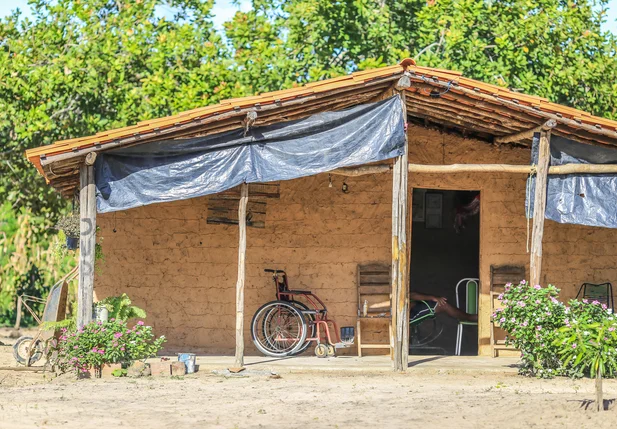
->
[56, 213, 80, 250]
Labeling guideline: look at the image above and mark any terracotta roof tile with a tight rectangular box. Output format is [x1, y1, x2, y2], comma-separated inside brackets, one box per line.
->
[25, 58, 617, 175]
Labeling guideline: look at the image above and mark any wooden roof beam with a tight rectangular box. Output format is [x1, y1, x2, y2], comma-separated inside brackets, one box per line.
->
[494, 120, 557, 145]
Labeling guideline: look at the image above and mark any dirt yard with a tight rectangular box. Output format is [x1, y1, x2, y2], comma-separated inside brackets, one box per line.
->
[0, 330, 615, 428]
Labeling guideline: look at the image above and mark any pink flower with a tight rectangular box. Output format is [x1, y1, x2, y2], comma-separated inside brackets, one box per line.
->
[120, 347, 125, 351]
[518, 301, 526, 308]
[602, 304, 608, 310]
[500, 317, 506, 323]
[73, 345, 78, 349]
[137, 321, 145, 326]
[609, 327, 615, 332]
[91, 347, 98, 353]
[521, 280, 527, 285]
[114, 332, 123, 339]
[592, 300, 600, 305]
[98, 350, 104, 354]
[498, 294, 504, 300]
[572, 344, 577, 349]
[522, 321, 528, 327]
[534, 285, 541, 290]
[583, 299, 589, 304]
[536, 326, 542, 331]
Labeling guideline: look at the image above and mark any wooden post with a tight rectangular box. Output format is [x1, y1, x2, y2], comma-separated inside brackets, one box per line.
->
[234, 183, 249, 368]
[77, 152, 97, 329]
[391, 83, 410, 372]
[529, 127, 553, 286]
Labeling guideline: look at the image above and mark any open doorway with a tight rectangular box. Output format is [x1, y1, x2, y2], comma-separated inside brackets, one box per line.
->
[409, 188, 480, 355]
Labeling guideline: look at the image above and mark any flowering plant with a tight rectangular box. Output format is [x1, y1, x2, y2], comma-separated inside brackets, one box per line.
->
[495, 280, 616, 378]
[54, 319, 165, 375]
[494, 281, 567, 377]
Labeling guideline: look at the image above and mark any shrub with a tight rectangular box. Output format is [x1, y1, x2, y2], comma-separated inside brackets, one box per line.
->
[53, 319, 165, 375]
[554, 311, 617, 378]
[495, 280, 615, 378]
[494, 281, 567, 377]
[98, 294, 146, 322]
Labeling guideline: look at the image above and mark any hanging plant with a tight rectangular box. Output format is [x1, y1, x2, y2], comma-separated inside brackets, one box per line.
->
[56, 213, 80, 250]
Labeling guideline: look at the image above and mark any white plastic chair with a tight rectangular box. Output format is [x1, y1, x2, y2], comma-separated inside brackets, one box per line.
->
[455, 278, 479, 356]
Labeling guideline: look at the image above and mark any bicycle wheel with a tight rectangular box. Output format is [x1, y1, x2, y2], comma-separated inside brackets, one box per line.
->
[410, 318, 444, 347]
[251, 301, 307, 357]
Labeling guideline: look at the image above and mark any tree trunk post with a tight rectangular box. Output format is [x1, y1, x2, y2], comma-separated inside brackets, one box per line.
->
[234, 183, 249, 368]
[77, 152, 97, 329]
[529, 127, 553, 286]
[596, 367, 603, 412]
[391, 85, 410, 372]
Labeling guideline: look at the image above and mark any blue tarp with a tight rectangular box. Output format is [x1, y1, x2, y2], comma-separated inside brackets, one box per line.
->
[526, 134, 617, 228]
[95, 95, 406, 213]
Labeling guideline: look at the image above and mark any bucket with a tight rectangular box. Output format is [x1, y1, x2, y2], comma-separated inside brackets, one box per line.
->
[94, 305, 109, 323]
[178, 353, 196, 374]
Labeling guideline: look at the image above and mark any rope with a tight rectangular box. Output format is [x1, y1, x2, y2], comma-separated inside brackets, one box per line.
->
[525, 166, 536, 253]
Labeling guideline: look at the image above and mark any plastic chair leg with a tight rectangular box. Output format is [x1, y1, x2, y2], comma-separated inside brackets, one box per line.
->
[455, 324, 462, 356]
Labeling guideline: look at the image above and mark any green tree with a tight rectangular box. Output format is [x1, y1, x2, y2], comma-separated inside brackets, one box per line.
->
[0, 0, 242, 219]
[224, 0, 425, 93]
[413, 0, 617, 118]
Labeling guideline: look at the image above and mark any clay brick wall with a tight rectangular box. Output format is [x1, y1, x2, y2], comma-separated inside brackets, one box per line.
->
[95, 125, 617, 357]
[96, 169, 393, 355]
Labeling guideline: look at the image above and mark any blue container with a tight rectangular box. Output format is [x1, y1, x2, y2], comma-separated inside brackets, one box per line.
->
[66, 236, 79, 250]
[178, 353, 196, 374]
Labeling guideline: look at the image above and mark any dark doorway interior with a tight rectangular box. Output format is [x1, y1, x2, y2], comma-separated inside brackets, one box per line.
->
[409, 189, 480, 355]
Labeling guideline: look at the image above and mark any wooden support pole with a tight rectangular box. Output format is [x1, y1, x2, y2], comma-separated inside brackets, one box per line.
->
[391, 87, 410, 372]
[407, 163, 617, 175]
[529, 130, 552, 286]
[77, 152, 97, 329]
[330, 165, 392, 176]
[494, 120, 557, 145]
[234, 183, 249, 368]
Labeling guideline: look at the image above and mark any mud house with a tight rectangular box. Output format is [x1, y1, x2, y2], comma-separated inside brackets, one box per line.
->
[26, 59, 617, 371]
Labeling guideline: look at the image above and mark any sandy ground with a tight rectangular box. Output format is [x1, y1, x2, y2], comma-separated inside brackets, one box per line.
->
[0, 329, 616, 428]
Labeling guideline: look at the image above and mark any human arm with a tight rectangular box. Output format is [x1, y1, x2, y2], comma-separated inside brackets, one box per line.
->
[410, 291, 447, 307]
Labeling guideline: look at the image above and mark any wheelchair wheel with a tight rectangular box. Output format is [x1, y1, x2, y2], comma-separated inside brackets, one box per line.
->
[314, 343, 328, 358]
[289, 301, 315, 355]
[251, 301, 307, 357]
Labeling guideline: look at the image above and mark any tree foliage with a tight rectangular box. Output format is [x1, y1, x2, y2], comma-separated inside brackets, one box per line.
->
[0, 0, 242, 218]
[1, 1, 617, 325]
[414, 0, 617, 118]
[1, 0, 616, 218]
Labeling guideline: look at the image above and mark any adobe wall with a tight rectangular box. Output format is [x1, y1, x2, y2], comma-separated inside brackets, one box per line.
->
[95, 125, 617, 356]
